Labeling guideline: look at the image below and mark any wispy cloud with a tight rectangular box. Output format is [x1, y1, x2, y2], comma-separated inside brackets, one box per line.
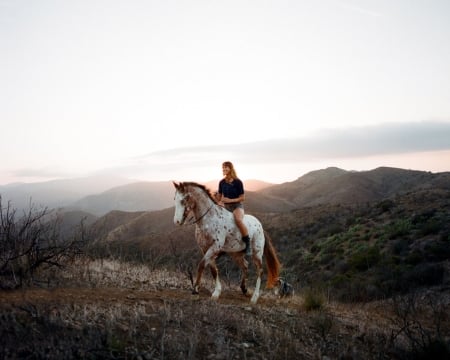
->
[11, 167, 75, 180]
[8, 121, 450, 183]
[136, 121, 450, 165]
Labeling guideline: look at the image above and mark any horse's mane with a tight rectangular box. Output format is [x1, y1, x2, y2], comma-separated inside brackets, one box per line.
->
[180, 181, 219, 204]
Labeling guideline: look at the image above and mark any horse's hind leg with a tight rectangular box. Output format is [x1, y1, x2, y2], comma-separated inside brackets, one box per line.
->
[231, 253, 249, 295]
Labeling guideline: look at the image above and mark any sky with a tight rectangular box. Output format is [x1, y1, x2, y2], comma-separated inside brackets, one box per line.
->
[1, 0, 450, 185]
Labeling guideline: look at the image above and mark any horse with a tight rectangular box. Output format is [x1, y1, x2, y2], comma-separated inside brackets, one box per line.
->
[173, 181, 281, 304]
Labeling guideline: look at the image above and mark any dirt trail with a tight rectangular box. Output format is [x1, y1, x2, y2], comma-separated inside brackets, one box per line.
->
[0, 286, 298, 310]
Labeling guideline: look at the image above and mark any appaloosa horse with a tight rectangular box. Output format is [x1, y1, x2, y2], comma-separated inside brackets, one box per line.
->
[173, 181, 281, 304]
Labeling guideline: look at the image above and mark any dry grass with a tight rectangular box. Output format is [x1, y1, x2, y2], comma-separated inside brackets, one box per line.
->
[1, 258, 449, 360]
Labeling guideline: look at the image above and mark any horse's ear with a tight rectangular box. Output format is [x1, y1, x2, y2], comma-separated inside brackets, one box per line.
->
[173, 181, 185, 192]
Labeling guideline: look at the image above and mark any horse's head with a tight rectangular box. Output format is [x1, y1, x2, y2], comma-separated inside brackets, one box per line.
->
[173, 182, 195, 225]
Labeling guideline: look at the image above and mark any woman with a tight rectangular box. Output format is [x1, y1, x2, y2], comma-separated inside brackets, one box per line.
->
[215, 161, 251, 255]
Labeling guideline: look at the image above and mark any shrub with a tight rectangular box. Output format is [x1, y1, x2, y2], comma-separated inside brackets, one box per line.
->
[377, 199, 395, 212]
[348, 246, 381, 271]
[0, 198, 87, 289]
[387, 219, 412, 239]
[302, 288, 325, 311]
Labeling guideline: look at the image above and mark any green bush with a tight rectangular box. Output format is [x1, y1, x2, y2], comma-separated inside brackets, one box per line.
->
[387, 219, 412, 239]
[303, 288, 325, 311]
[377, 199, 395, 212]
[349, 246, 381, 271]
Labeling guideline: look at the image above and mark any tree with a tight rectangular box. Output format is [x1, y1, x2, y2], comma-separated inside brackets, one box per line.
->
[0, 196, 86, 288]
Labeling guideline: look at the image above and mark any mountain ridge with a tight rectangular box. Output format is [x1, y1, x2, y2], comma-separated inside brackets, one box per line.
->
[2, 166, 449, 218]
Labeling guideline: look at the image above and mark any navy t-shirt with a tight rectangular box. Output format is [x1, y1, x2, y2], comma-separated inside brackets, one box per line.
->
[218, 178, 244, 200]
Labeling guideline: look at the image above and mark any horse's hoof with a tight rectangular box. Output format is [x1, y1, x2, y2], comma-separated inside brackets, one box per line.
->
[192, 290, 199, 295]
[241, 287, 248, 295]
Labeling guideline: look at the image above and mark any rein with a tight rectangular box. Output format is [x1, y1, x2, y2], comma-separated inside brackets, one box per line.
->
[186, 201, 215, 225]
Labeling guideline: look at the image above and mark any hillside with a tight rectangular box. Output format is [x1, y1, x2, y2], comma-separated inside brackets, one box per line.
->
[0, 175, 132, 211]
[4, 166, 448, 217]
[260, 166, 450, 209]
[1, 167, 449, 359]
[86, 167, 450, 302]
[74, 179, 275, 216]
[73, 181, 176, 216]
[257, 187, 450, 301]
[4, 261, 447, 359]
[77, 166, 450, 215]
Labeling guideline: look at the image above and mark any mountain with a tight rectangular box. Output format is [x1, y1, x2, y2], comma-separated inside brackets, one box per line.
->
[72, 181, 176, 216]
[88, 166, 450, 244]
[86, 166, 450, 252]
[203, 179, 274, 192]
[54, 209, 99, 239]
[0, 175, 133, 211]
[86, 166, 450, 303]
[72, 179, 275, 216]
[3, 167, 449, 216]
[259, 166, 450, 209]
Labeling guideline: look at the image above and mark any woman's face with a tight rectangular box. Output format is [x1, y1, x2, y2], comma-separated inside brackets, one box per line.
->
[222, 165, 231, 176]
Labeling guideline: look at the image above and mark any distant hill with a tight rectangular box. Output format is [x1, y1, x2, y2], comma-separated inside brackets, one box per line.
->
[71, 179, 275, 216]
[0, 175, 133, 211]
[72, 182, 176, 216]
[87, 166, 450, 251]
[259, 166, 450, 209]
[87, 167, 450, 302]
[203, 179, 274, 192]
[3, 167, 449, 216]
[55, 210, 99, 239]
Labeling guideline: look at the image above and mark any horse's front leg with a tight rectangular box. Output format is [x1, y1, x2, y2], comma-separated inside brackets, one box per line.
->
[192, 257, 206, 295]
[193, 248, 220, 298]
[209, 259, 222, 300]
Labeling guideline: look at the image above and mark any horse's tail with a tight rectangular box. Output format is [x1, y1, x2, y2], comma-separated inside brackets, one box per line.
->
[263, 230, 281, 289]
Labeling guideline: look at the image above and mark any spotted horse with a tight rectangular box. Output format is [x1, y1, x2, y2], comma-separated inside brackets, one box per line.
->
[173, 181, 281, 304]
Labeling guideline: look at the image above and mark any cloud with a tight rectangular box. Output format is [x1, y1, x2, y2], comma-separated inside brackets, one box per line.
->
[6, 121, 449, 184]
[136, 121, 450, 166]
[12, 167, 74, 180]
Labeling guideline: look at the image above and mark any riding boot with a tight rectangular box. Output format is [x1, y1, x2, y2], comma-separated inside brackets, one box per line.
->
[242, 235, 251, 256]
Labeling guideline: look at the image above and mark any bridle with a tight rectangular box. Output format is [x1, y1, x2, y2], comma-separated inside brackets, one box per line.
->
[178, 191, 215, 225]
[185, 201, 214, 225]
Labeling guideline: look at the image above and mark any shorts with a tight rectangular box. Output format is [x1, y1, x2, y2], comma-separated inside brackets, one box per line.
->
[225, 202, 244, 212]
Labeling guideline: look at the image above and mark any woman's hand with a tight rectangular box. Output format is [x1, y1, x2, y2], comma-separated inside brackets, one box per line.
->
[222, 196, 232, 204]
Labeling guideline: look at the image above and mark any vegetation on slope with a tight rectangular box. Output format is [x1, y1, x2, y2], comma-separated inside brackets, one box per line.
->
[260, 188, 450, 302]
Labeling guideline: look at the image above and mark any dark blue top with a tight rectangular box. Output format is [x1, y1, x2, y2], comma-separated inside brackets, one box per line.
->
[218, 178, 244, 200]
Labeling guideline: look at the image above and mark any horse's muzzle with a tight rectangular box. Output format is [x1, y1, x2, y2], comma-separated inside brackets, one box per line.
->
[174, 217, 184, 226]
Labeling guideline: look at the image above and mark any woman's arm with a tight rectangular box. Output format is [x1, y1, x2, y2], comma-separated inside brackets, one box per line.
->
[222, 194, 245, 204]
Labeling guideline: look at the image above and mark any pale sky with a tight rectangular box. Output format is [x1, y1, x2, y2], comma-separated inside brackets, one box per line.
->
[1, 0, 450, 185]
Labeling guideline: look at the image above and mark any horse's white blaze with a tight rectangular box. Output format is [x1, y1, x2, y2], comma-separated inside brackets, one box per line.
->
[173, 190, 187, 225]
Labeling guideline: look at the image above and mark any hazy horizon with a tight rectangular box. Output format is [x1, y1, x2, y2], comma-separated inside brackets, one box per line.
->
[1, 1, 450, 185]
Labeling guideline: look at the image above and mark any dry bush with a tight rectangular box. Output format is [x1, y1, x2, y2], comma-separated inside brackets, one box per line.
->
[0, 197, 87, 289]
[388, 291, 450, 359]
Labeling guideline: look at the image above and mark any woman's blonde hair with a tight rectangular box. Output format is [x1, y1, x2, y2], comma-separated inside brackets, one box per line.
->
[222, 161, 238, 179]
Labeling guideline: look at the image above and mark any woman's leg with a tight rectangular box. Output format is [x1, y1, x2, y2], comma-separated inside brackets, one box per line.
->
[234, 208, 250, 255]
[233, 208, 248, 236]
